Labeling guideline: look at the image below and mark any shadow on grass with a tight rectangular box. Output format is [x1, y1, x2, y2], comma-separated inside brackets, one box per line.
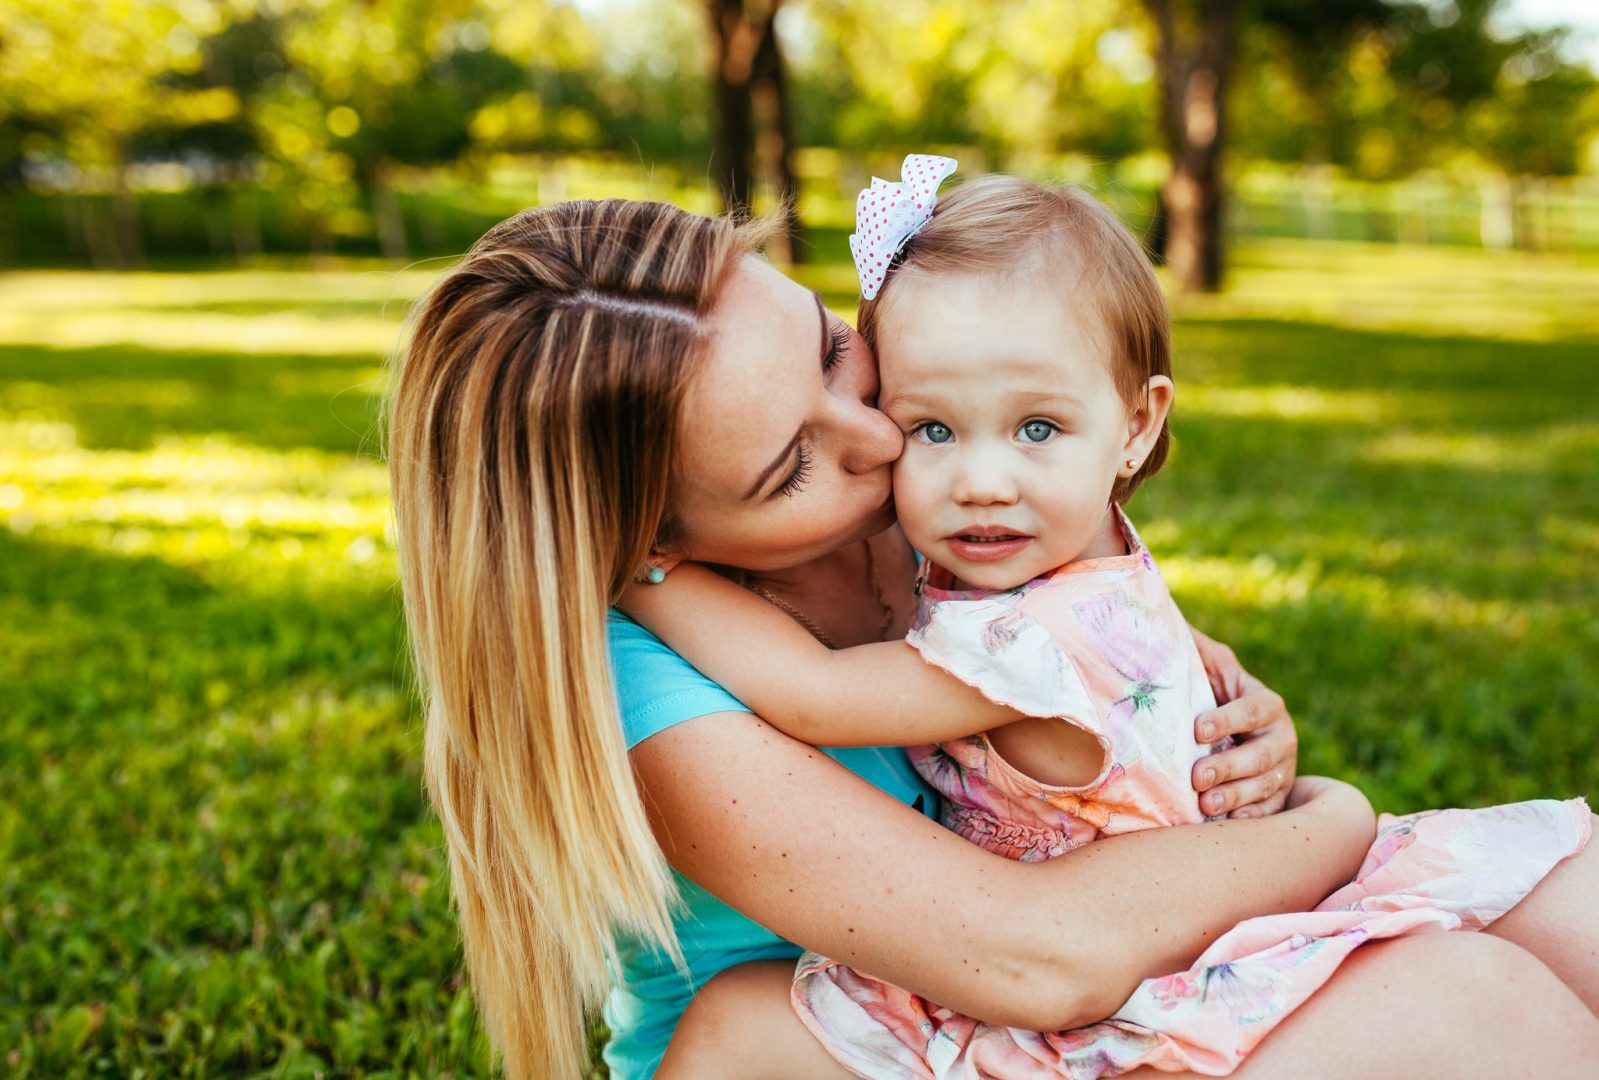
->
[0, 342, 387, 455]
[1176, 318, 1599, 421]
[2, 305, 1595, 1073]
[0, 526, 491, 1074]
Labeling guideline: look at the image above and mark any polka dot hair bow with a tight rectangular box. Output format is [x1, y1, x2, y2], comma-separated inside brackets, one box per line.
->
[849, 153, 958, 300]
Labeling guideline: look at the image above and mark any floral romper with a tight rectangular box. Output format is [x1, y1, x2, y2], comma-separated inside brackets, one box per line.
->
[791, 506, 1591, 1079]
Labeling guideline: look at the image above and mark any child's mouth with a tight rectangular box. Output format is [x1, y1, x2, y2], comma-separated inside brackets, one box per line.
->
[948, 532, 1031, 562]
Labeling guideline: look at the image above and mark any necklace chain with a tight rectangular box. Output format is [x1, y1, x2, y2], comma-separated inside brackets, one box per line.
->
[743, 539, 895, 650]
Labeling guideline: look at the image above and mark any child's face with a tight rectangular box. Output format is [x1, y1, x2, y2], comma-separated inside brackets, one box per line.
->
[877, 269, 1145, 590]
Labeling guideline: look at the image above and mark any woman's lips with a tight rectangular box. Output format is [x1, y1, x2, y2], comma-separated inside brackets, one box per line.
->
[946, 532, 1031, 563]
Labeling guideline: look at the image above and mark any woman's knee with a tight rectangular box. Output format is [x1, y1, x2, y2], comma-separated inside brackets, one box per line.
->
[1230, 933, 1599, 1079]
[660, 966, 757, 1069]
[1384, 933, 1599, 1066]
[658, 961, 831, 1080]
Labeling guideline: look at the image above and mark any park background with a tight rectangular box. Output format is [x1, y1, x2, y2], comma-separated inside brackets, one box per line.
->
[1, 0, 1596, 1075]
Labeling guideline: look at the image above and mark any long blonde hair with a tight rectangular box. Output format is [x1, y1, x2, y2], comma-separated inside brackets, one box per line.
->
[386, 200, 755, 1078]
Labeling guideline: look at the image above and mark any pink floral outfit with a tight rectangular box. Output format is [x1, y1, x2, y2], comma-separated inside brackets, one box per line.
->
[791, 506, 1591, 1078]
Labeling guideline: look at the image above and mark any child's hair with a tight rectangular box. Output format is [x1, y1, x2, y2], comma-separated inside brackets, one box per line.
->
[859, 174, 1171, 504]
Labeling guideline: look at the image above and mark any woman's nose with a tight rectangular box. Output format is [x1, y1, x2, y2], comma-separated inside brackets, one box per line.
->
[837, 397, 904, 475]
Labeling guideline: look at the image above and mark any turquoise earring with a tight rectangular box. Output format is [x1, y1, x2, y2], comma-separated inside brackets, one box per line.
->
[646, 566, 667, 584]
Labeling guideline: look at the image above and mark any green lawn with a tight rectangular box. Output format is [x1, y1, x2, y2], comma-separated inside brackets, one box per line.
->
[2, 239, 1596, 1075]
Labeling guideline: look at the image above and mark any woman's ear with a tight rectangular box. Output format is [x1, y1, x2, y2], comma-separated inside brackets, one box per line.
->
[638, 545, 685, 584]
[1120, 375, 1174, 477]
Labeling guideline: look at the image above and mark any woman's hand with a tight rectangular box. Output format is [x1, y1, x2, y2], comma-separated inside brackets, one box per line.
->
[1189, 626, 1299, 820]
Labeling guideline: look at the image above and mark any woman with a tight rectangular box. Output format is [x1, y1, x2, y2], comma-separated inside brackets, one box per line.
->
[387, 199, 1599, 1079]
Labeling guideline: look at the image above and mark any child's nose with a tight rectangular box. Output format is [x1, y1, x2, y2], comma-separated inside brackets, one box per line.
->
[951, 453, 1019, 506]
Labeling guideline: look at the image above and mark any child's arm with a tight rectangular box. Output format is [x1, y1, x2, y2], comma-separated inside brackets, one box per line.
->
[618, 563, 1025, 746]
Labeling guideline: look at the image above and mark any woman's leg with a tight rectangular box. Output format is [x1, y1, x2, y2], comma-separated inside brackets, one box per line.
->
[1126, 933, 1599, 1079]
[1485, 814, 1599, 1014]
[656, 961, 856, 1080]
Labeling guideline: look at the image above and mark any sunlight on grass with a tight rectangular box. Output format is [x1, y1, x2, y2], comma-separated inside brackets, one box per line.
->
[1, 238, 1595, 1075]
[1160, 552, 1535, 638]
[1182, 384, 1396, 423]
[1361, 423, 1599, 472]
[0, 267, 435, 356]
[0, 422, 391, 590]
[1174, 239, 1599, 342]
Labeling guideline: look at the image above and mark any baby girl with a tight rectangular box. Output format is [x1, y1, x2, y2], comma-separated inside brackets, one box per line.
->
[624, 158, 1589, 1078]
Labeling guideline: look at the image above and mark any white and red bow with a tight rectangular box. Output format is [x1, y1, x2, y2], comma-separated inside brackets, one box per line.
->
[849, 153, 958, 300]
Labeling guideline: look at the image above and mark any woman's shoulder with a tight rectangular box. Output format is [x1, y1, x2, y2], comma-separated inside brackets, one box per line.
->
[607, 610, 751, 750]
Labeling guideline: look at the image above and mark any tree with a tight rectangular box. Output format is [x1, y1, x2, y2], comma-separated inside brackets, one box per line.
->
[0, 0, 241, 266]
[269, 0, 509, 259]
[706, 0, 802, 260]
[1141, 0, 1236, 293]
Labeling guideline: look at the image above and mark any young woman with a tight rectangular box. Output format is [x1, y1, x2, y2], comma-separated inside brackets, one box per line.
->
[385, 198, 1599, 1079]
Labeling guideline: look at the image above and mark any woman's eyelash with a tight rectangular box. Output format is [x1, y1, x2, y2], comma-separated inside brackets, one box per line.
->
[823, 322, 851, 372]
[776, 443, 813, 498]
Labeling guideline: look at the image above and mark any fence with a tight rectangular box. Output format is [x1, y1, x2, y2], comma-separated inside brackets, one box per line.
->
[3, 158, 1598, 266]
[1230, 169, 1599, 254]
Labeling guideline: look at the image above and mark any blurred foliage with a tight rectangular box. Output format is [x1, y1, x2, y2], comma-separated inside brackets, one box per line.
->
[0, 0, 1596, 264]
[0, 235, 1596, 1073]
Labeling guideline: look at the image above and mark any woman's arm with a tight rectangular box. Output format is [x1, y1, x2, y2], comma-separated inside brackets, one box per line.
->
[633, 711, 1374, 1032]
[621, 563, 1022, 746]
[1189, 626, 1300, 819]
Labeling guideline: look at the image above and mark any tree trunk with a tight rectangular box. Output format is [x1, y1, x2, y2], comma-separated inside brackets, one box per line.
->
[79, 195, 115, 268]
[364, 160, 409, 260]
[110, 139, 143, 268]
[1144, 0, 1235, 293]
[231, 187, 263, 259]
[708, 0, 762, 214]
[752, 1, 803, 262]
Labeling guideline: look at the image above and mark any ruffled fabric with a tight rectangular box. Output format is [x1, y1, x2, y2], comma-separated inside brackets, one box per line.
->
[795, 798, 1591, 1079]
[792, 507, 1592, 1078]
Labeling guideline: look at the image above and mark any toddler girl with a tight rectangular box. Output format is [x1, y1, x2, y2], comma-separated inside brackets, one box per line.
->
[625, 158, 1590, 1077]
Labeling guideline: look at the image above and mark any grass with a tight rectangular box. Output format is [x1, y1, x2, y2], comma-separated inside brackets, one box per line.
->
[1, 238, 1596, 1075]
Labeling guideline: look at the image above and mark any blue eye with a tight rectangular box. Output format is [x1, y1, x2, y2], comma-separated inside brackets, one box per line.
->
[1020, 420, 1057, 444]
[917, 422, 953, 444]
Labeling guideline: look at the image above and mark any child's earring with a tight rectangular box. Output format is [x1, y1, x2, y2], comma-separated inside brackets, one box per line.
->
[645, 565, 667, 584]
[1125, 457, 1140, 472]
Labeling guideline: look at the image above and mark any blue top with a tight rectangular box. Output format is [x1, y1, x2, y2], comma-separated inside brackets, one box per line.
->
[602, 610, 939, 1079]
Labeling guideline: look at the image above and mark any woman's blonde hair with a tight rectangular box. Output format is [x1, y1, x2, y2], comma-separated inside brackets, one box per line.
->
[859, 174, 1173, 504]
[387, 199, 757, 1078]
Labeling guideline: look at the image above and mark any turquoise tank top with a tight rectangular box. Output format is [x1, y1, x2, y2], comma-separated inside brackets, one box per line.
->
[602, 610, 938, 1078]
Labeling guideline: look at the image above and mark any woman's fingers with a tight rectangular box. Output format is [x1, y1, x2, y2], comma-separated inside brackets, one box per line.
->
[1216, 772, 1292, 818]
[1194, 738, 1292, 816]
[1193, 695, 1298, 817]
[1189, 647, 1302, 818]
[1194, 682, 1285, 744]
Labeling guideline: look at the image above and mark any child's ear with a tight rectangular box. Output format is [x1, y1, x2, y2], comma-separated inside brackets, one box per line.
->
[1121, 375, 1174, 473]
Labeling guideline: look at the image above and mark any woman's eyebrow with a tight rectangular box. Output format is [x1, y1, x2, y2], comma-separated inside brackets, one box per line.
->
[744, 430, 802, 500]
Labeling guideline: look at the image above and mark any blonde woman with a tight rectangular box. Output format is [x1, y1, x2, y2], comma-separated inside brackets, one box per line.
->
[387, 200, 1599, 1079]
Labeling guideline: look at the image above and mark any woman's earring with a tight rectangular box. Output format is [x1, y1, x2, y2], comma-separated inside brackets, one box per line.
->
[646, 566, 667, 584]
[1126, 458, 1140, 470]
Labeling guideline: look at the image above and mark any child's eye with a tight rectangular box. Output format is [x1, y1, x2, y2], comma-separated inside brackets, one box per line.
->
[915, 422, 954, 444]
[1019, 420, 1058, 444]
